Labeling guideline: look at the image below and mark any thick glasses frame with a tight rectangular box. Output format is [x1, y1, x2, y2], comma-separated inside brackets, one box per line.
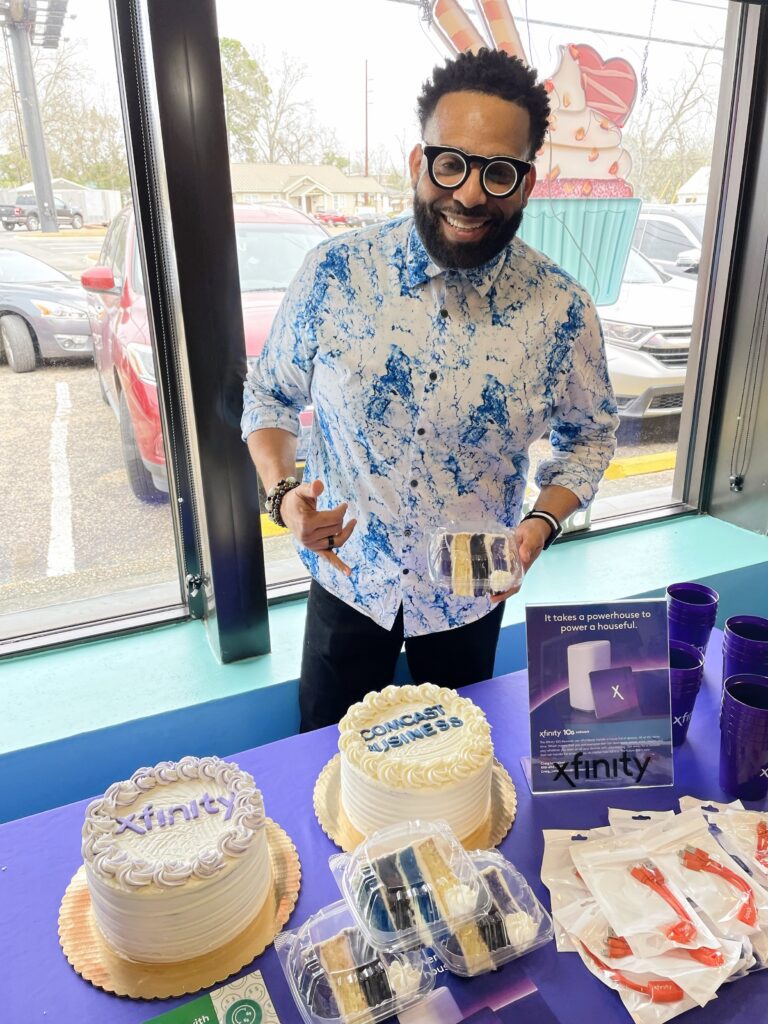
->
[422, 144, 532, 198]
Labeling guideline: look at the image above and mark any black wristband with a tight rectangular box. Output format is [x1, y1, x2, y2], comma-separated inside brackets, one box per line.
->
[521, 509, 562, 550]
[264, 476, 300, 528]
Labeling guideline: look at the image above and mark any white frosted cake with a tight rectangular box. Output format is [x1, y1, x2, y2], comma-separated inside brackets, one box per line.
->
[81, 755, 272, 963]
[338, 683, 494, 840]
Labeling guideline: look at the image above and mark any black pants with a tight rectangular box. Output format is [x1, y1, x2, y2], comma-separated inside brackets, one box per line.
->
[299, 581, 505, 731]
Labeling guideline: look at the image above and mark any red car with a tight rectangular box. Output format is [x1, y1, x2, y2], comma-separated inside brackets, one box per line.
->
[314, 209, 348, 226]
[82, 203, 326, 502]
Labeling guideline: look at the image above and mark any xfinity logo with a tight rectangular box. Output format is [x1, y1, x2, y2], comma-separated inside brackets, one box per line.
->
[673, 711, 692, 727]
[612, 684, 625, 701]
[552, 750, 652, 788]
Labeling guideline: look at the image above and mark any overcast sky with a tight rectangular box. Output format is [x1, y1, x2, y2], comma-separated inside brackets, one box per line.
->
[69, 0, 730, 169]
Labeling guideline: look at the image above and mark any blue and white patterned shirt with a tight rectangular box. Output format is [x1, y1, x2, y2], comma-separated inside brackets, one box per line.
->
[242, 218, 618, 635]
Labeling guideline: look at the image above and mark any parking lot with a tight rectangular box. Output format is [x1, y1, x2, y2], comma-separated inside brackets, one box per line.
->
[0, 229, 680, 628]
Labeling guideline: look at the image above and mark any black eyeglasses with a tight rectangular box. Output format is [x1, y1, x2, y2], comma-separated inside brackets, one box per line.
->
[422, 144, 531, 198]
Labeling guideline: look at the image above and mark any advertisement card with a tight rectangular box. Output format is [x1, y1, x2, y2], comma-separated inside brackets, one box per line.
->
[525, 599, 672, 794]
[143, 969, 280, 1024]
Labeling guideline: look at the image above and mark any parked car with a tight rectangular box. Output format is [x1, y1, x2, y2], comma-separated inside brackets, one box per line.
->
[0, 248, 91, 372]
[354, 210, 386, 226]
[632, 204, 705, 279]
[0, 193, 84, 232]
[81, 203, 327, 502]
[598, 248, 697, 418]
[315, 209, 348, 226]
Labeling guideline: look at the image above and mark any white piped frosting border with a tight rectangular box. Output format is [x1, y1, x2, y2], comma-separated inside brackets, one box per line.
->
[338, 683, 493, 789]
[82, 755, 266, 890]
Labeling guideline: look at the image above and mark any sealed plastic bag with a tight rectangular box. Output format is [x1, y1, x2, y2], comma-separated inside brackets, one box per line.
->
[571, 832, 726, 960]
[609, 808, 676, 834]
[541, 826, 612, 951]
[555, 898, 706, 1023]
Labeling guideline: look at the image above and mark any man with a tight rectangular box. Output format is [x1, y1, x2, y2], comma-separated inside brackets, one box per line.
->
[242, 49, 618, 731]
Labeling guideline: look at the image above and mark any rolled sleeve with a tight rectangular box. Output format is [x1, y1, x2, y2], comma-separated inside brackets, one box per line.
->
[535, 296, 619, 507]
[240, 247, 323, 442]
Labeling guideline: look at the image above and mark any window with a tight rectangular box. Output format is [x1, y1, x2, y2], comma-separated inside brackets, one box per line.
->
[640, 220, 695, 262]
[215, 0, 735, 595]
[0, 1, 183, 648]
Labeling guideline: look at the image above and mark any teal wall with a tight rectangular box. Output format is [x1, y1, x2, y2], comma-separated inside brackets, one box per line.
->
[2, 515, 767, 823]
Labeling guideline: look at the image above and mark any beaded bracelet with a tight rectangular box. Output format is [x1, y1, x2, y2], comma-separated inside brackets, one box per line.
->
[264, 476, 300, 528]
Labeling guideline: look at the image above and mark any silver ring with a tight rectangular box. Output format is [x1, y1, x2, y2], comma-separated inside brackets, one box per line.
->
[327, 535, 335, 550]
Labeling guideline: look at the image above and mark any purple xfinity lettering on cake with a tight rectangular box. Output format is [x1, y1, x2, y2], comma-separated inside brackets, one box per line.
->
[167, 804, 191, 825]
[217, 792, 236, 821]
[140, 803, 154, 831]
[199, 792, 219, 814]
[115, 813, 145, 836]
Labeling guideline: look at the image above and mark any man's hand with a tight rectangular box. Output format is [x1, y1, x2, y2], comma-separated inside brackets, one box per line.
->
[280, 478, 357, 576]
[488, 517, 551, 604]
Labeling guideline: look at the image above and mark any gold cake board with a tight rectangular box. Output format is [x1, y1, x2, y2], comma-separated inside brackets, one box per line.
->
[314, 754, 517, 852]
[58, 818, 300, 1000]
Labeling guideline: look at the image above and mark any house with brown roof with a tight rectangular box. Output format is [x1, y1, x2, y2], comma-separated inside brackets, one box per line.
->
[230, 163, 395, 216]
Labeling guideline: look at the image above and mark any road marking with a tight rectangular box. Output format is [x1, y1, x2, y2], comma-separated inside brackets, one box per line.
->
[604, 451, 677, 480]
[46, 381, 75, 577]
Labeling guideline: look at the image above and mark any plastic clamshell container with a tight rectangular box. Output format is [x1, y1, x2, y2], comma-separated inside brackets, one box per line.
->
[431, 850, 554, 976]
[275, 899, 435, 1024]
[330, 820, 492, 953]
[427, 523, 523, 597]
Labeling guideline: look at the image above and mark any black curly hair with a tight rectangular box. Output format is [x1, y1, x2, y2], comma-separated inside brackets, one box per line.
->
[416, 48, 550, 160]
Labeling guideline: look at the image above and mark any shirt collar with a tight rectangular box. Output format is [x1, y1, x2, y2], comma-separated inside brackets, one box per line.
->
[405, 223, 509, 297]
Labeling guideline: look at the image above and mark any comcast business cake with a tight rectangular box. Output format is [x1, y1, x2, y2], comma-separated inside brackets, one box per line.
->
[81, 756, 272, 963]
[338, 683, 494, 841]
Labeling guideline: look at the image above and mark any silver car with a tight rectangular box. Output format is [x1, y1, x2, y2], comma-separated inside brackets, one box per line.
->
[0, 248, 91, 372]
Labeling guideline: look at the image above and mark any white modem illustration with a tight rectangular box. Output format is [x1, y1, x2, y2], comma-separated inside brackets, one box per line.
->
[567, 640, 612, 712]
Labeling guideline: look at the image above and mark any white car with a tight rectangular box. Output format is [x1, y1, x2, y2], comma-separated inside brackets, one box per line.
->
[598, 248, 697, 419]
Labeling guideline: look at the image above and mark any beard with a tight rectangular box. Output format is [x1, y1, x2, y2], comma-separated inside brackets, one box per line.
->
[413, 194, 524, 270]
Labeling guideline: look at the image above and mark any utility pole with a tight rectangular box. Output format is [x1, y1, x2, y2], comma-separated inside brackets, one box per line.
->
[3, 0, 69, 233]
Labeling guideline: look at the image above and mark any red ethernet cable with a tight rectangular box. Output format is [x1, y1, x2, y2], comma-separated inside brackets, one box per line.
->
[603, 928, 722, 967]
[630, 861, 724, 965]
[681, 845, 758, 927]
[580, 941, 684, 1003]
[757, 821, 768, 870]
[630, 862, 697, 943]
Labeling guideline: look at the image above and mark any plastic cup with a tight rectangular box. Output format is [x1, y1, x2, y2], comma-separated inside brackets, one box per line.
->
[720, 674, 768, 799]
[723, 616, 768, 683]
[669, 640, 705, 746]
[666, 582, 718, 654]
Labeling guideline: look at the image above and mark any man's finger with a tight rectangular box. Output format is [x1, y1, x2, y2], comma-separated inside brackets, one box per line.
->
[320, 549, 352, 576]
[306, 519, 358, 553]
[489, 584, 521, 604]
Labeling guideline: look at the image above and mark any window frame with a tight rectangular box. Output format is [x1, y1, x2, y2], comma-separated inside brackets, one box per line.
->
[1, 0, 761, 658]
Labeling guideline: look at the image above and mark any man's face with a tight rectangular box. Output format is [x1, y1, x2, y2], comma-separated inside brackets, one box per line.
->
[409, 91, 537, 270]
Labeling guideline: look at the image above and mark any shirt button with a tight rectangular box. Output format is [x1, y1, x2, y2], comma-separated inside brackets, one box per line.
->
[402, 568, 410, 575]
[403, 527, 412, 537]
[410, 479, 418, 487]
[417, 427, 425, 436]
[429, 371, 437, 381]
[440, 307, 449, 318]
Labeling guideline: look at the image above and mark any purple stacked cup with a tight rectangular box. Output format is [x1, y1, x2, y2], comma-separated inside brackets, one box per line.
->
[723, 615, 768, 683]
[669, 640, 705, 746]
[720, 674, 768, 799]
[666, 582, 719, 654]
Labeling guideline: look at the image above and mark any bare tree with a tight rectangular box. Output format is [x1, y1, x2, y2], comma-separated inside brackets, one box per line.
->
[624, 48, 720, 203]
[0, 38, 128, 189]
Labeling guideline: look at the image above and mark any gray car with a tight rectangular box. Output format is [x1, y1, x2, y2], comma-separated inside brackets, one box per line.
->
[0, 248, 92, 372]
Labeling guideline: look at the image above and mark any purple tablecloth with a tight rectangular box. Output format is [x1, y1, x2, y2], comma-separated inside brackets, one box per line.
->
[4, 629, 768, 1022]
